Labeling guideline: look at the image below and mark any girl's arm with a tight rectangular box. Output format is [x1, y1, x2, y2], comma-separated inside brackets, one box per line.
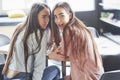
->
[47, 44, 66, 61]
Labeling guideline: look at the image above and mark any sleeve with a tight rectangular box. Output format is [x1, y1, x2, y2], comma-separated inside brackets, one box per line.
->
[8, 31, 26, 71]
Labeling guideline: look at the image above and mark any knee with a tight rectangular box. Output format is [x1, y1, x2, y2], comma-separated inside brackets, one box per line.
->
[53, 66, 60, 74]
[46, 66, 60, 74]
[42, 66, 60, 80]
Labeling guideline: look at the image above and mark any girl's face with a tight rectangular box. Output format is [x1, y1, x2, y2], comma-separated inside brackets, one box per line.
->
[38, 8, 50, 29]
[54, 7, 71, 30]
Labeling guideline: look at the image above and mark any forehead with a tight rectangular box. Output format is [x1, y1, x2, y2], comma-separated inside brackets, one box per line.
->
[54, 7, 67, 15]
[39, 8, 50, 15]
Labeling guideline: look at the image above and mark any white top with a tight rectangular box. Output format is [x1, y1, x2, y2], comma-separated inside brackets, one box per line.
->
[9, 29, 47, 80]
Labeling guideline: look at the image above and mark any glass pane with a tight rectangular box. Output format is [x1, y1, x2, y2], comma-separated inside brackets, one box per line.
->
[102, 0, 120, 10]
[2, 0, 25, 10]
[47, 0, 95, 11]
[2, 0, 44, 10]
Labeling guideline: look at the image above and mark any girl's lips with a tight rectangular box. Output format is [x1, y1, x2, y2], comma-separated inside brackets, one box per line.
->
[43, 23, 47, 27]
[58, 24, 64, 27]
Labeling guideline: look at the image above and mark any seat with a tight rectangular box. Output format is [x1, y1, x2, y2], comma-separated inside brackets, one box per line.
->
[100, 70, 120, 80]
[0, 34, 10, 64]
[0, 34, 10, 80]
[0, 34, 10, 47]
[87, 27, 99, 38]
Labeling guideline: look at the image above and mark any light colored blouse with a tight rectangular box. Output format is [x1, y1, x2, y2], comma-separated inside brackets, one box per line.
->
[9, 29, 47, 80]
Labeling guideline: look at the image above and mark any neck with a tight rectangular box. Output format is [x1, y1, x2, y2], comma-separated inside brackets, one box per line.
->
[59, 29, 63, 36]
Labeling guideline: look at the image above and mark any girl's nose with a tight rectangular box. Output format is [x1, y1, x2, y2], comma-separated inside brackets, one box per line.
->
[57, 18, 61, 23]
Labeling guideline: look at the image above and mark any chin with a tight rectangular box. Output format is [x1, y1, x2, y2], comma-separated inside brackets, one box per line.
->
[41, 26, 47, 29]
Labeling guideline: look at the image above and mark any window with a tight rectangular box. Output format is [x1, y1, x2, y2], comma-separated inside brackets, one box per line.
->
[2, 0, 44, 10]
[46, 0, 95, 11]
[102, 0, 120, 10]
[2, 0, 25, 10]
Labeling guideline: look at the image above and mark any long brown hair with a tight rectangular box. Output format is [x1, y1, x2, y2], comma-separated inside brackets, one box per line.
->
[52, 2, 74, 46]
[3, 2, 51, 74]
[52, 2, 101, 70]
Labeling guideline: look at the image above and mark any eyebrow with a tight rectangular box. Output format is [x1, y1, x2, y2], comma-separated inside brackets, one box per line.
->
[54, 12, 64, 16]
[42, 15, 48, 16]
[41, 14, 50, 17]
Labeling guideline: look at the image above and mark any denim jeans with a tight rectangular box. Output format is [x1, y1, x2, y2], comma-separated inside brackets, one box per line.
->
[4, 66, 60, 80]
[42, 66, 60, 80]
[4, 72, 32, 80]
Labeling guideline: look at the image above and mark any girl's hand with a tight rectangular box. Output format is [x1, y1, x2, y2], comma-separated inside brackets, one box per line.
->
[48, 49, 66, 61]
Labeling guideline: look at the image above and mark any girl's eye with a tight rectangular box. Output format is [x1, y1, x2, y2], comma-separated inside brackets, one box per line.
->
[60, 15, 64, 17]
[54, 15, 57, 19]
[42, 16, 46, 18]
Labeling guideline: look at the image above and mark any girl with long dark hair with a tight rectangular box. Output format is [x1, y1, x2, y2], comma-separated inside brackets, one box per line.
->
[2, 2, 60, 80]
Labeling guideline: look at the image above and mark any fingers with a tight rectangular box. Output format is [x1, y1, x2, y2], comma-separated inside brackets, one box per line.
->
[56, 54, 65, 61]
[54, 47, 61, 53]
[50, 52, 65, 61]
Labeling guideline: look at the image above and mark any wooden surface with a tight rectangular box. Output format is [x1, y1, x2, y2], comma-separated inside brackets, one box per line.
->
[0, 44, 9, 54]
[0, 26, 15, 54]
[0, 26, 16, 38]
